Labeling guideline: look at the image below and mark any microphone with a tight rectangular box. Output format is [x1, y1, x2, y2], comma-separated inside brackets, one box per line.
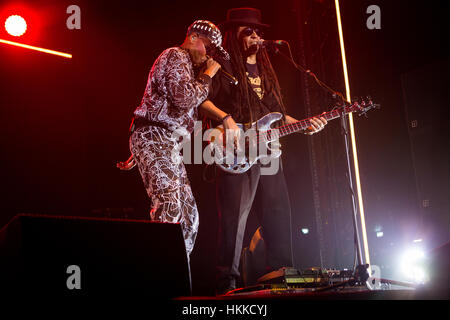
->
[256, 40, 287, 48]
[205, 55, 238, 85]
[220, 68, 238, 85]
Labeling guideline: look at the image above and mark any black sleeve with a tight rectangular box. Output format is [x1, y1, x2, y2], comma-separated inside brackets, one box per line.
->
[208, 73, 221, 101]
[208, 57, 233, 101]
[262, 91, 282, 113]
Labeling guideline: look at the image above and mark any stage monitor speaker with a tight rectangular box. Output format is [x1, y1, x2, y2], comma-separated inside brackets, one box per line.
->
[0, 214, 191, 297]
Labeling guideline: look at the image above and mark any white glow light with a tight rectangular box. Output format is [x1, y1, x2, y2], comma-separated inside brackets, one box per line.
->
[399, 248, 428, 284]
[5, 15, 27, 37]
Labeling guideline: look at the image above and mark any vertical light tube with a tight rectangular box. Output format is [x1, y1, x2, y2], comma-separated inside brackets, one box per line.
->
[334, 0, 371, 269]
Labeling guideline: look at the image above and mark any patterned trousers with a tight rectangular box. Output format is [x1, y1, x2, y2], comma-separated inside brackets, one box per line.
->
[130, 126, 199, 256]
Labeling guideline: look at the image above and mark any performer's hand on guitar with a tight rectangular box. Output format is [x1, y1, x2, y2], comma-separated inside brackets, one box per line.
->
[285, 114, 327, 135]
[116, 154, 136, 170]
[305, 116, 327, 135]
[198, 100, 242, 152]
[208, 115, 242, 153]
[222, 115, 242, 151]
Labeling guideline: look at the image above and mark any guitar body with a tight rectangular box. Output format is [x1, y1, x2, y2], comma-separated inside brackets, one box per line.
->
[213, 112, 284, 174]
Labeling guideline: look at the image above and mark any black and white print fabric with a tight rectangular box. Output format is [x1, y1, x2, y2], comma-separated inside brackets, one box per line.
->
[133, 47, 210, 135]
[130, 46, 210, 256]
[130, 126, 199, 255]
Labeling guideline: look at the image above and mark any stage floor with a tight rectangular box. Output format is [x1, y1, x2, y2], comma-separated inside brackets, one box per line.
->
[179, 285, 448, 300]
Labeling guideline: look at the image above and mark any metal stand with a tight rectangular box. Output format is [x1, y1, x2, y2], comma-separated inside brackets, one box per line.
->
[338, 108, 369, 286]
[271, 44, 370, 288]
[313, 110, 370, 293]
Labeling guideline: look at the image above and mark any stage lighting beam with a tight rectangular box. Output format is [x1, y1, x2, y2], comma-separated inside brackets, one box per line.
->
[334, 0, 371, 271]
[0, 39, 72, 58]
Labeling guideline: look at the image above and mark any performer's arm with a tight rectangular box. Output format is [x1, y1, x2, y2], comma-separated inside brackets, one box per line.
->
[199, 99, 241, 150]
[165, 50, 219, 110]
[199, 99, 239, 131]
[284, 115, 298, 125]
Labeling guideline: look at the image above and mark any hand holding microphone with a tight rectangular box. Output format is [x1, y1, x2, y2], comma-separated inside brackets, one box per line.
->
[205, 55, 238, 85]
[203, 57, 221, 78]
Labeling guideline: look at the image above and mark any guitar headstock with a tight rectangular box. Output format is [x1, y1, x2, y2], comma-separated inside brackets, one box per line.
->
[357, 96, 380, 117]
[344, 96, 380, 117]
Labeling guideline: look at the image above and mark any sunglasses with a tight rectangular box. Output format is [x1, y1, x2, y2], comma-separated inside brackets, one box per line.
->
[240, 27, 264, 38]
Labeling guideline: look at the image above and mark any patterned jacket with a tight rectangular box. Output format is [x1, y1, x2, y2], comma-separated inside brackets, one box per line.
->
[133, 47, 211, 135]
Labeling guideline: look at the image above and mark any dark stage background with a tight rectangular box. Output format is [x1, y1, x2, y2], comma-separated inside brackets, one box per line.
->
[1, 0, 449, 295]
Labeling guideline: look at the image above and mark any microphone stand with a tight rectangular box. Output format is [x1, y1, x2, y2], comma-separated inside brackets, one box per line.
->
[269, 42, 370, 290]
[338, 106, 369, 285]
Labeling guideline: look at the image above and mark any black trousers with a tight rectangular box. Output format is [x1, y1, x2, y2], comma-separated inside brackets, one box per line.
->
[215, 160, 294, 288]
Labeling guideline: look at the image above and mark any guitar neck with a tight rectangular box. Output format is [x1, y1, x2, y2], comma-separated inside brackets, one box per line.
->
[274, 108, 345, 138]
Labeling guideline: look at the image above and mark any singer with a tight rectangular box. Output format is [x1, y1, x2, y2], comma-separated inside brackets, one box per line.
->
[198, 7, 328, 295]
[119, 20, 224, 267]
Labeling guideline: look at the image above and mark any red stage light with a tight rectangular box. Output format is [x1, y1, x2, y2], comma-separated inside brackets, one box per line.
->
[5, 14, 27, 37]
[0, 4, 43, 42]
[0, 6, 72, 58]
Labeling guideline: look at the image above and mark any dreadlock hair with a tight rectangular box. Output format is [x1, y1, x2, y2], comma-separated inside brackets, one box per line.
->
[222, 27, 287, 123]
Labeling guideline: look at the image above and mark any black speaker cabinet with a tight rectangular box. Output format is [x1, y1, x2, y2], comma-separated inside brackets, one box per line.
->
[401, 58, 450, 248]
[0, 214, 191, 297]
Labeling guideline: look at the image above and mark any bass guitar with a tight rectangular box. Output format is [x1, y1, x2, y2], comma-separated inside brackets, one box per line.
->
[207, 99, 378, 174]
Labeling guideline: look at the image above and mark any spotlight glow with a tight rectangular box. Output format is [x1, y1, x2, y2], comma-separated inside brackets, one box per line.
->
[301, 228, 309, 235]
[399, 249, 428, 284]
[5, 15, 27, 37]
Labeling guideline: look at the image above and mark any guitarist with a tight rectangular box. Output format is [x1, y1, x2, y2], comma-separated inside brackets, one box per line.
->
[198, 8, 327, 294]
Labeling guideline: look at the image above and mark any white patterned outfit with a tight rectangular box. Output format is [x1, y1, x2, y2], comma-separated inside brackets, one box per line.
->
[130, 47, 211, 256]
